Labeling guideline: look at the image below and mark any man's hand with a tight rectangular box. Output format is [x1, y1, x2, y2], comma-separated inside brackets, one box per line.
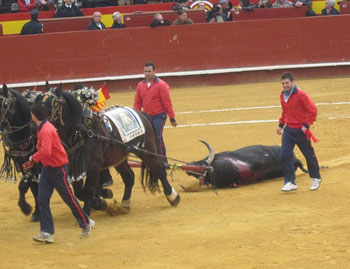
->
[301, 126, 307, 133]
[171, 121, 178, 127]
[22, 160, 34, 171]
[277, 127, 282, 135]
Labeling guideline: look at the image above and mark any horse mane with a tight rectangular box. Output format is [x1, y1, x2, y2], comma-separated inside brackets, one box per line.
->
[61, 90, 83, 134]
[9, 89, 31, 124]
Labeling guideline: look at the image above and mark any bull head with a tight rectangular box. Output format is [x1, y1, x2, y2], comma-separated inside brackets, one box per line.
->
[186, 140, 215, 183]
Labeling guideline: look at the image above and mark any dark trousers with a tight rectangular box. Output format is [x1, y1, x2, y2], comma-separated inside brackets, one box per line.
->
[281, 126, 321, 184]
[151, 113, 168, 164]
[38, 165, 89, 234]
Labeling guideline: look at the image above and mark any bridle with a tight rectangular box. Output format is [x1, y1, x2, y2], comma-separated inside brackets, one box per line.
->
[43, 90, 65, 127]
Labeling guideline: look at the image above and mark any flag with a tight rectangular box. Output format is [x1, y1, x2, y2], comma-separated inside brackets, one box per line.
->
[91, 83, 110, 112]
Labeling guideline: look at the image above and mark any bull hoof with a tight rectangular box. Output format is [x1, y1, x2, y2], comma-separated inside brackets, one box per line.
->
[30, 214, 40, 222]
[101, 188, 114, 199]
[18, 201, 32, 216]
[166, 188, 180, 207]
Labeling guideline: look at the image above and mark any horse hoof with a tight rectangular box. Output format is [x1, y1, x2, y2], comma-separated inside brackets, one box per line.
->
[18, 201, 32, 216]
[30, 214, 40, 222]
[101, 188, 114, 199]
[169, 194, 180, 207]
[100, 199, 108, 211]
[121, 200, 131, 213]
[166, 188, 180, 207]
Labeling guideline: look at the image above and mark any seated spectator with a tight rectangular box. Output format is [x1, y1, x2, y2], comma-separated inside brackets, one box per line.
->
[273, 0, 293, 8]
[111, 11, 125, 28]
[38, 0, 55, 11]
[207, 3, 227, 23]
[293, 0, 315, 16]
[20, 9, 43, 34]
[150, 13, 171, 27]
[56, 0, 82, 8]
[87, 11, 106, 30]
[54, 0, 83, 17]
[237, 0, 254, 11]
[255, 0, 272, 8]
[220, 0, 233, 20]
[322, 0, 340, 15]
[173, 9, 193, 25]
[172, 0, 190, 11]
[18, 0, 39, 12]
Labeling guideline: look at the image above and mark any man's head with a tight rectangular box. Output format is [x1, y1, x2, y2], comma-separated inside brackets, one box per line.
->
[154, 13, 164, 21]
[281, 72, 295, 91]
[177, 9, 188, 22]
[64, 0, 72, 5]
[31, 103, 47, 125]
[220, 0, 229, 8]
[325, 0, 335, 9]
[197, 1, 206, 9]
[30, 9, 39, 20]
[144, 62, 156, 82]
[112, 11, 122, 23]
[93, 11, 102, 24]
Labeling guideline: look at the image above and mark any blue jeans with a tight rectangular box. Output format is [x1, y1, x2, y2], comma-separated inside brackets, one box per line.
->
[280, 126, 321, 184]
[151, 113, 168, 164]
[38, 165, 89, 234]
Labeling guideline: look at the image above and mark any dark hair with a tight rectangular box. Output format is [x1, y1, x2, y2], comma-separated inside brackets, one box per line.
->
[144, 62, 155, 70]
[177, 9, 186, 16]
[281, 72, 295, 81]
[31, 103, 47, 121]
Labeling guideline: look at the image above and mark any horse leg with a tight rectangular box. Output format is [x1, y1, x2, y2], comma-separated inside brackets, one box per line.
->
[115, 160, 134, 212]
[17, 177, 32, 216]
[83, 166, 101, 216]
[72, 180, 85, 201]
[29, 181, 40, 222]
[99, 169, 114, 199]
[141, 156, 180, 207]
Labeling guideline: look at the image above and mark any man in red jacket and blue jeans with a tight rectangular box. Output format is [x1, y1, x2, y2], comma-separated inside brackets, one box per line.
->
[134, 62, 178, 164]
[277, 72, 322, 192]
[26, 103, 94, 243]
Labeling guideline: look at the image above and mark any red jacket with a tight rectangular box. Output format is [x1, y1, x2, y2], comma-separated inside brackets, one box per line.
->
[133, 77, 175, 119]
[279, 87, 317, 128]
[32, 120, 68, 167]
[18, 0, 38, 12]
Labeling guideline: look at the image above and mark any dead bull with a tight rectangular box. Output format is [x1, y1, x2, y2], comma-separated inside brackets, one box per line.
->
[187, 142, 308, 188]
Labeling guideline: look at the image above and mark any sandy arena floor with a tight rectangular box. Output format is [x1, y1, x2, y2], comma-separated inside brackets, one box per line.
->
[0, 77, 350, 268]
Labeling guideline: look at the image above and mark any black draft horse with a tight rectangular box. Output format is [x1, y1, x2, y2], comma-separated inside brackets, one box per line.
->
[0, 85, 41, 222]
[43, 85, 180, 215]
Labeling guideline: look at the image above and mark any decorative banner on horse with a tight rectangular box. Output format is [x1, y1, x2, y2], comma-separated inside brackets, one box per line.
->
[104, 107, 145, 143]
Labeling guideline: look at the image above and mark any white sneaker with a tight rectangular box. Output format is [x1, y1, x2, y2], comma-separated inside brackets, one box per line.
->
[81, 219, 95, 239]
[310, 178, 322, 191]
[281, 182, 298, 192]
[33, 232, 54, 243]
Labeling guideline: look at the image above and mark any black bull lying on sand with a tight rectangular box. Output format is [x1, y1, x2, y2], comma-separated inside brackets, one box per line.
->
[187, 143, 308, 188]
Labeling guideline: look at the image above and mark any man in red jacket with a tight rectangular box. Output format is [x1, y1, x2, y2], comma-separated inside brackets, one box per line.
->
[277, 72, 322, 192]
[134, 62, 178, 164]
[26, 103, 94, 243]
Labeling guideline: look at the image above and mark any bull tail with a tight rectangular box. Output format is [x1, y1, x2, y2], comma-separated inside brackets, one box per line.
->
[295, 159, 308, 173]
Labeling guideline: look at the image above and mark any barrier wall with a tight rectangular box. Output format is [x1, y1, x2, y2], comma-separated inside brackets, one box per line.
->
[1, 15, 350, 88]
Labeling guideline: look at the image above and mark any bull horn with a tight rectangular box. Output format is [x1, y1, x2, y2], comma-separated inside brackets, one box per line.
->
[199, 140, 215, 166]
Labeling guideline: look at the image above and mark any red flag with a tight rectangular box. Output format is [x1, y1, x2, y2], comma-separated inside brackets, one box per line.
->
[91, 83, 110, 112]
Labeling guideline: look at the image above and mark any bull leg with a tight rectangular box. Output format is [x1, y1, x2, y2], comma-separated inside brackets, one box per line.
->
[29, 181, 40, 222]
[17, 177, 32, 216]
[115, 160, 134, 211]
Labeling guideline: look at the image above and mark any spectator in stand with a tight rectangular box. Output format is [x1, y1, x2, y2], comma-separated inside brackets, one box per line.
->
[150, 13, 171, 27]
[207, 3, 227, 23]
[172, 0, 190, 11]
[38, 0, 55, 11]
[255, 0, 272, 8]
[273, 0, 292, 8]
[322, 0, 340, 15]
[237, 0, 254, 11]
[173, 9, 193, 25]
[18, 0, 39, 12]
[20, 9, 43, 34]
[220, 0, 233, 21]
[56, 0, 82, 9]
[87, 11, 106, 30]
[111, 12, 125, 28]
[54, 0, 83, 17]
[293, 0, 315, 16]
